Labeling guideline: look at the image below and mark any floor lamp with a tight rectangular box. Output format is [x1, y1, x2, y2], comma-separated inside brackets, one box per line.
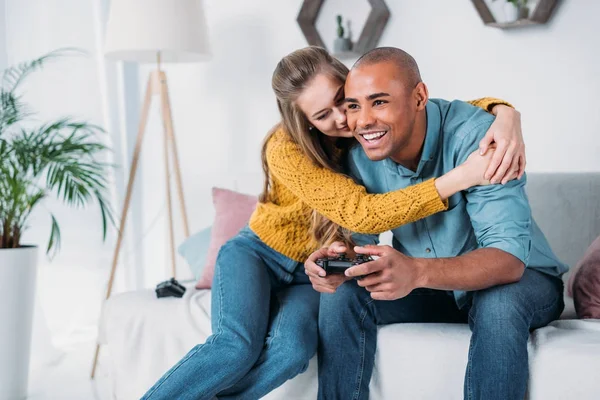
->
[91, 0, 210, 378]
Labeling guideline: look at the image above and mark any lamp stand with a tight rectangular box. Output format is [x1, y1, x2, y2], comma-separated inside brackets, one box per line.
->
[91, 53, 190, 379]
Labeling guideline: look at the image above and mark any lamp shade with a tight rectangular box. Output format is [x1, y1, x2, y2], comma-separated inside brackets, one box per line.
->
[104, 0, 210, 63]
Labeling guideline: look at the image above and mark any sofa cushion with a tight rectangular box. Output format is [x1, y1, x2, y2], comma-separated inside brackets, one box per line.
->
[196, 187, 257, 289]
[178, 226, 212, 280]
[528, 320, 600, 399]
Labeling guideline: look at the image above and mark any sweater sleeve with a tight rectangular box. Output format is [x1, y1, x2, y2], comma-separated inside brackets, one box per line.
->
[265, 130, 447, 234]
[467, 97, 514, 112]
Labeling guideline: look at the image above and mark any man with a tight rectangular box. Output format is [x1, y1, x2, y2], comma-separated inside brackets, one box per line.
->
[305, 47, 567, 400]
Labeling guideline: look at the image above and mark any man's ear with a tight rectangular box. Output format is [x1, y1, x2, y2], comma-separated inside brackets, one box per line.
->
[414, 82, 429, 110]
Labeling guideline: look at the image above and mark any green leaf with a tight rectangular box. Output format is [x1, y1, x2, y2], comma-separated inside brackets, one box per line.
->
[0, 92, 32, 132]
[95, 192, 116, 241]
[47, 213, 61, 257]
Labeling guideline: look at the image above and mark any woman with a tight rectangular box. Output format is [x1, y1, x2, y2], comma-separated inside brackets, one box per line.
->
[142, 47, 524, 400]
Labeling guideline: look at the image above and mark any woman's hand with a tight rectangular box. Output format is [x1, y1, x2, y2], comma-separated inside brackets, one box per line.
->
[305, 242, 352, 293]
[478, 105, 526, 185]
[461, 147, 499, 186]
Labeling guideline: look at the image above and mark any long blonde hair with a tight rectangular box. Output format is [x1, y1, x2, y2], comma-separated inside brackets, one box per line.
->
[260, 46, 354, 247]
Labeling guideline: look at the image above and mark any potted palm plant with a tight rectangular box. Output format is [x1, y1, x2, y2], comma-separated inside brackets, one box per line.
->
[0, 49, 113, 400]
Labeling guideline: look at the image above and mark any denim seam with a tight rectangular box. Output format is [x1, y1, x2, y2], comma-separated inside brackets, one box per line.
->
[466, 311, 476, 400]
[468, 306, 477, 325]
[266, 293, 285, 347]
[353, 298, 375, 400]
[466, 343, 474, 400]
[213, 254, 226, 341]
[284, 272, 294, 284]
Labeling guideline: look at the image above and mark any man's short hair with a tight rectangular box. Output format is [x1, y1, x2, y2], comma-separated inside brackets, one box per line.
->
[353, 47, 422, 89]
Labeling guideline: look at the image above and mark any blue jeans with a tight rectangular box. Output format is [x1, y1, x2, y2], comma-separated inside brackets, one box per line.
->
[317, 268, 564, 400]
[142, 227, 319, 400]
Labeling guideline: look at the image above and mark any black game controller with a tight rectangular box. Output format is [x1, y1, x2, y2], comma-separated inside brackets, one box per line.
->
[315, 253, 373, 275]
[155, 278, 186, 298]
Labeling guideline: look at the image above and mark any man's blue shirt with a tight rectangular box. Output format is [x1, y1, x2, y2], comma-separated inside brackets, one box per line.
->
[348, 99, 568, 308]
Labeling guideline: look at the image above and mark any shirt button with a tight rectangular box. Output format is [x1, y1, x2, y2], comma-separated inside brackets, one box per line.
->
[425, 248, 431, 253]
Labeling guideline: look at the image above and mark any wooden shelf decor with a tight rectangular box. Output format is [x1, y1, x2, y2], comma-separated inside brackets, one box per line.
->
[297, 0, 390, 59]
[471, 0, 559, 29]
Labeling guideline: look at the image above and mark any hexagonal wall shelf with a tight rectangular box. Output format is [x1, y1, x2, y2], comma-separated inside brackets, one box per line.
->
[297, 0, 390, 58]
[471, 0, 559, 29]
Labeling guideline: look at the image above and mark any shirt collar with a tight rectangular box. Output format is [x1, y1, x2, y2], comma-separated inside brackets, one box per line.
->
[383, 100, 442, 177]
[421, 101, 441, 164]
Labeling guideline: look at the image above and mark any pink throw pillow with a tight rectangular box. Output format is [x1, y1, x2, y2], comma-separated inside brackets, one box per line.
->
[195, 187, 257, 289]
[569, 236, 600, 319]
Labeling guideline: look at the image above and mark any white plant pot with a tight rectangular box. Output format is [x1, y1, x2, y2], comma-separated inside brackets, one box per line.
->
[503, 2, 520, 22]
[0, 247, 38, 400]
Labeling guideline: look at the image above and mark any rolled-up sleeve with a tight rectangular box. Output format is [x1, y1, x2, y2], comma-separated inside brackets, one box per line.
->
[456, 122, 532, 265]
[464, 179, 532, 264]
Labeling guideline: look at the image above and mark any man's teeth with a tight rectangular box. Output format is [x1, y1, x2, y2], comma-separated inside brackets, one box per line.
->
[363, 131, 386, 140]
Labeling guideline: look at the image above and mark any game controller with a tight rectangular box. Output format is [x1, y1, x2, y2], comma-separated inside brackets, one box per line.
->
[315, 253, 373, 275]
[155, 278, 186, 298]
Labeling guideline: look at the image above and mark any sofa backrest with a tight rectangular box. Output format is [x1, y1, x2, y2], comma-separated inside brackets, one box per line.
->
[527, 173, 600, 268]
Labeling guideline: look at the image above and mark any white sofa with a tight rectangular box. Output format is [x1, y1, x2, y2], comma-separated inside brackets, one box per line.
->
[99, 173, 600, 399]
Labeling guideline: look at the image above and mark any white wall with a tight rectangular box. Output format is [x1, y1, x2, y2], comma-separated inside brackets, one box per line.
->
[133, 0, 600, 286]
[380, 0, 600, 173]
[0, 0, 6, 70]
[152, 0, 600, 179]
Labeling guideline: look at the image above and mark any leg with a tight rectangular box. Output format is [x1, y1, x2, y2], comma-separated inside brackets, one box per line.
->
[91, 74, 154, 378]
[218, 283, 319, 399]
[318, 281, 465, 400]
[162, 110, 177, 277]
[464, 269, 564, 400]
[142, 236, 274, 400]
[159, 72, 190, 237]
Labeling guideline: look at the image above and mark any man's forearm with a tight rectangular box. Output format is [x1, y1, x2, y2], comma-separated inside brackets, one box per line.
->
[415, 248, 525, 291]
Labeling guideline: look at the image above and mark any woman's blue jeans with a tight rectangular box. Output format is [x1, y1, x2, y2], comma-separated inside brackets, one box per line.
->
[142, 226, 318, 400]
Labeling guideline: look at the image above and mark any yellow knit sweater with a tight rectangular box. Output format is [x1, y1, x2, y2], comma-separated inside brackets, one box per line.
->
[249, 98, 511, 262]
